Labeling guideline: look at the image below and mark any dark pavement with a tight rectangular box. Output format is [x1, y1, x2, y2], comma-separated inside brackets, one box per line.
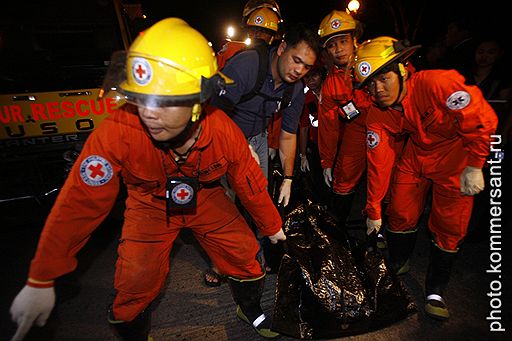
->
[1, 182, 511, 341]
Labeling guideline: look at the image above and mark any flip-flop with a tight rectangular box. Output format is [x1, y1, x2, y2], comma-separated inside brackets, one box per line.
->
[203, 268, 223, 287]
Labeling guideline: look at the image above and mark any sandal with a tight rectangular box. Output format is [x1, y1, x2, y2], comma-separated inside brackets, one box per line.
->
[203, 268, 223, 287]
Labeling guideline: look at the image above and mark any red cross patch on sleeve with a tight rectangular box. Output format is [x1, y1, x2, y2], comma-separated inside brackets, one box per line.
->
[367, 130, 380, 149]
[80, 155, 113, 186]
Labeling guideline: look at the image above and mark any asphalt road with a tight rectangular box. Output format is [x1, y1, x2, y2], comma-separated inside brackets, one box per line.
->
[1, 179, 511, 341]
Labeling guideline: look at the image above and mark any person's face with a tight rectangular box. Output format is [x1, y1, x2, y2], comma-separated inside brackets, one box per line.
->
[475, 41, 502, 68]
[248, 27, 274, 44]
[138, 105, 193, 141]
[277, 41, 317, 84]
[325, 34, 354, 67]
[367, 70, 402, 108]
[305, 71, 322, 91]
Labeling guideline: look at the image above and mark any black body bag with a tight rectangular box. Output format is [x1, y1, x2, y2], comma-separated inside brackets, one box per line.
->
[271, 202, 416, 339]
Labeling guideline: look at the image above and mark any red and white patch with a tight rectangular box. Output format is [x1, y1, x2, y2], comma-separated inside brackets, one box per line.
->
[358, 62, 371, 78]
[446, 90, 471, 110]
[254, 15, 264, 25]
[80, 155, 113, 186]
[171, 183, 194, 205]
[331, 19, 341, 30]
[367, 130, 380, 149]
[131, 57, 152, 86]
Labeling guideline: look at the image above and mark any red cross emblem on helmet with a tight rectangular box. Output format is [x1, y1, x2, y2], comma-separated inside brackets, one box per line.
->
[331, 19, 341, 30]
[358, 61, 371, 77]
[254, 15, 264, 25]
[132, 57, 153, 86]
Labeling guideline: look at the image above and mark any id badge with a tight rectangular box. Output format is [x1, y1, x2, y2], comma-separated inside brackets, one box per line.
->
[166, 177, 198, 212]
[337, 100, 360, 120]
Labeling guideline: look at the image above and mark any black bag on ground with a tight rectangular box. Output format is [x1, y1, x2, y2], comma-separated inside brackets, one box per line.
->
[271, 202, 416, 339]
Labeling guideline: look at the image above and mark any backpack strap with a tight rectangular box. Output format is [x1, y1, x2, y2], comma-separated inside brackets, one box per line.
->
[279, 86, 294, 110]
[239, 43, 269, 104]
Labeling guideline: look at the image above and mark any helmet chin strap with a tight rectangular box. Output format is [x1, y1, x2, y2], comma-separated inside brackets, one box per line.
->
[154, 119, 201, 151]
[154, 104, 202, 150]
[389, 72, 405, 108]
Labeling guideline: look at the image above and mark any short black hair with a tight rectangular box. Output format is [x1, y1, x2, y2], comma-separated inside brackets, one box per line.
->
[378, 62, 401, 77]
[283, 23, 321, 58]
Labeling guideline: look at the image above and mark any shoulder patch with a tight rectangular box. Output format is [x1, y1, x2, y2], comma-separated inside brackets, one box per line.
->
[80, 155, 113, 186]
[367, 130, 380, 149]
[446, 90, 471, 110]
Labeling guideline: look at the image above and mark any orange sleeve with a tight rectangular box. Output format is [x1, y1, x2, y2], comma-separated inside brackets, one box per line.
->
[216, 41, 246, 70]
[267, 112, 282, 150]
[429, 71, 499, 168]
[365, 107, 401, 220]
[318, 71, 350, 169]
[29, 116, 124, 281]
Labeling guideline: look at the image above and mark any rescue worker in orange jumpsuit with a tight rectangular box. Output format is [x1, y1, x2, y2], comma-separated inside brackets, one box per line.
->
[9, 18, 286, 340]
[216, 0, 282, 69]
[317, 10, 369, 231]
[354, 36, 498, 320]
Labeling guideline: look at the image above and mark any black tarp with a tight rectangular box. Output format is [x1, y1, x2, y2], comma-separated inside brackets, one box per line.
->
[271, 202, 416, 339]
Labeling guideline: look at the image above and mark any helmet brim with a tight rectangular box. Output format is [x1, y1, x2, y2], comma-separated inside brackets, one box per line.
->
[322, 32, 353, 48]
[358, 45, 421, 88]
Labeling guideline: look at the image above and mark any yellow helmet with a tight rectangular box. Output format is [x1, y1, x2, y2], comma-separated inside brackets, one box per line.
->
[242, 0, 281, 21]
[318, 10, 359, 47]
[118, 18, 230, 107]
[246, 7, 279, 32]
[353, 36, 421, 87]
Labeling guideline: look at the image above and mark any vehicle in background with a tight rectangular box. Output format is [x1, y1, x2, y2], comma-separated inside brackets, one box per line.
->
[0, 0, 147, 204]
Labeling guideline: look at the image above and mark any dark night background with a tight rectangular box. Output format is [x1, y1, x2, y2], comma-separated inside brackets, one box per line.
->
[1, 0, 509, 94]
[139, 0, 508, 52]
[0, 1, 511, 340]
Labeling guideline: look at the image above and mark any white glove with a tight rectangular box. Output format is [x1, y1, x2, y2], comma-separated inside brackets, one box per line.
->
[366, 218, 382, 235]
[248, 144, 260, 165]
[268, 148, 277, 160]
[268, 228, 286, 244]
[10, 285, 56, 341]
[278, 179, 292, 207]
[323, 168, 332, 187]
[460, 166, 484, 196]
[300, 154, 310, 172]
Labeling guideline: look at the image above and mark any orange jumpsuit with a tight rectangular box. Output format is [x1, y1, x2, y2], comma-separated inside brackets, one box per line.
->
[366, 70, 498, 250]
[267, 112, 282, 149]
[216, 40, 247, 70]
[318, 65, 369, 194]
[27, 105, 282, 321]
